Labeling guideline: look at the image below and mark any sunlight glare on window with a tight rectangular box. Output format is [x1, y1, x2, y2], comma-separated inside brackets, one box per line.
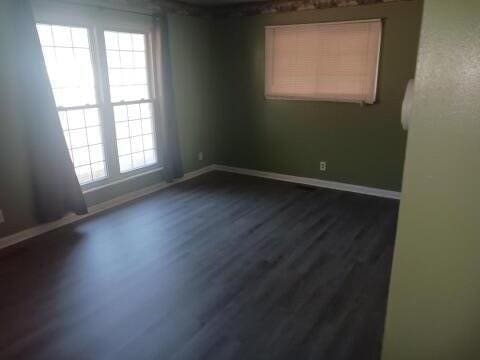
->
[37, 24, 106, 185]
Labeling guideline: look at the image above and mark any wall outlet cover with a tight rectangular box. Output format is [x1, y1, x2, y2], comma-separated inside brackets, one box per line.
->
[198, 152, 204, 161]
[0, 210, 4, 224]
[320, 161, 327, 171]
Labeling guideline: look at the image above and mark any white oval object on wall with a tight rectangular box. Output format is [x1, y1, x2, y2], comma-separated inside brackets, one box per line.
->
[401, 79, 415, 131]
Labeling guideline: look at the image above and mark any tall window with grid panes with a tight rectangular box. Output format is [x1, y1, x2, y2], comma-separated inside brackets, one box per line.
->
[36, 22, 158, 187]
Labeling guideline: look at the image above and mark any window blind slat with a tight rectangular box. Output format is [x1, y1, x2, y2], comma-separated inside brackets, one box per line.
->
[265, 20, 382, 104]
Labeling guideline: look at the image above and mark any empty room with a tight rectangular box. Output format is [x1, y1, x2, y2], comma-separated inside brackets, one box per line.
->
[0, 0, 478, 359]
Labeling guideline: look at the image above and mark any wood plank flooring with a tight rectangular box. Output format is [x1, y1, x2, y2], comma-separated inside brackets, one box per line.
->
[0, 171, 399, 360]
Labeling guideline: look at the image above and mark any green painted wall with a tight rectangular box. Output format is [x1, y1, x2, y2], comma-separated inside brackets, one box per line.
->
[169, 15, 217, 173]
[0, 11, 216, 238]
[382, 1, 480, 359]
[213, 1, 422, 191]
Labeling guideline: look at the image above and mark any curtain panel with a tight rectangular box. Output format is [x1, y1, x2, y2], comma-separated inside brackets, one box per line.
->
[12, 0, 87, 222]
[152, 16, 184, 182]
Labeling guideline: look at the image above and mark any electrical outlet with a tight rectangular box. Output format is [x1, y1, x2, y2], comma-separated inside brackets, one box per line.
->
[320, 161, 327, 172]
[198, 152, 203, 161]
[0, 210, 4, 224]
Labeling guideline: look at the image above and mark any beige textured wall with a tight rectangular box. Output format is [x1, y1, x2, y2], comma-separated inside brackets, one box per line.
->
[382, 0, 480, 358]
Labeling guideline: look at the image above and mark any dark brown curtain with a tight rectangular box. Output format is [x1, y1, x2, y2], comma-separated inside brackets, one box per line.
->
[12, 0, 87, 222]
[152, 16, 184, 182]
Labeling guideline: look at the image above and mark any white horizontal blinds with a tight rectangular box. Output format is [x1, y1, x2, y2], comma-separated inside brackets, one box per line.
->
[265, 20, 382, 104]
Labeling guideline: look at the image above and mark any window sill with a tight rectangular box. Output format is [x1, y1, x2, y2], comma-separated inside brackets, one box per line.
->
[265, 95, 375, 105]
[82, 166, 163, 194]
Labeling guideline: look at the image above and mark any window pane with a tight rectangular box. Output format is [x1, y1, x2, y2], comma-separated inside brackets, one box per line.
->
[91, 162, 106, 179]
[87, 126, 102, 145]
[113, 103, 157, 173]
[144, 149, 156, 165]
[118, 32, 133, 51]
[143, 134, 154, 150]
[119, 155, 132, 172]
[117, 139, 131, 156]
[114, 105, 128, 122]
[70, 128, 88, 148]
[107, 50, 121, 67]
[132, 34, 145, 51]
[115, 121, 130, 139]
[132, 152, 145, 168]
[71, 28, 89, 48]
[58, 108, 107, 185]
[127, 103, 141, 120]
[89, 144, 104, 163]
[104, 31, 119, 50]
[72, 147, 90, 167]
[105, 31, 150, 102]
[37, 24, 97, 108]
[37, 24, 54, 46]
[52, 25, 72, 47]
[85, 108, 100, 126]
[75, 165, 92, 184]
[131, 136, 143, 152]
[67, 109, 85, 129]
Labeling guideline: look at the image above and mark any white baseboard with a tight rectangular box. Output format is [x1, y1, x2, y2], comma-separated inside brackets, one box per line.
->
[0, 163, 400, 251]
[0, 165, 216, 251]
[212, 165, 401, 200]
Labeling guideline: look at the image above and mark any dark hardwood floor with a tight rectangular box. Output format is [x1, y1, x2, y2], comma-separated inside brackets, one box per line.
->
[0, 171, 399, 360]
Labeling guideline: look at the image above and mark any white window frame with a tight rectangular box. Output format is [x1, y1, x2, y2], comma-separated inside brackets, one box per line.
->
[33, 1, 162, 191]
[265, 19, 383, 104]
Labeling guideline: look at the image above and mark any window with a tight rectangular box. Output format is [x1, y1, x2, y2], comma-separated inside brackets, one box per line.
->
[36, 20, 158, 187]
[265, 20, 382, 104]
[37, 24, 106, 184]
[104, 31, 157, 173]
